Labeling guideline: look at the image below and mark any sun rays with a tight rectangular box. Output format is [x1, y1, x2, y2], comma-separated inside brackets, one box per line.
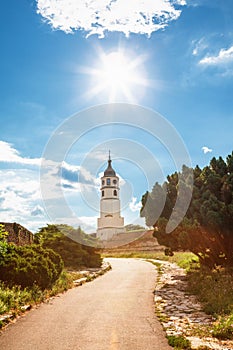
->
[80, 48, 149, 103]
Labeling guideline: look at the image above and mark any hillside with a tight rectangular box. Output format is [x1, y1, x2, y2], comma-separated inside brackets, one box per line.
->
[103, 230, 164, 253]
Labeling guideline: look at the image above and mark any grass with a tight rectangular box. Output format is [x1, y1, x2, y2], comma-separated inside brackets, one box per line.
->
[167, 335, 191, 349]
[178, 260, 233, 341]
[102, 251, 165, 259]
[187, 266, 233, 315]
[171, 252, 199, 271]
[0, 270, 75, 327]
[147, 260, 163, 275]
[103, 250, 198, 269]
[47, 270, 74, 297]
[212, 313, 233, 340]
[0, 284, 43, 316]
[186, 265, 233, 340]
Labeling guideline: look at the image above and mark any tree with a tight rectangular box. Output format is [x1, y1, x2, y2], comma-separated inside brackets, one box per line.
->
[35, 224, 102, 269]
[125, 224, 145, 231]
[140, 183, 167, 227]
[141, 152, 233, 268]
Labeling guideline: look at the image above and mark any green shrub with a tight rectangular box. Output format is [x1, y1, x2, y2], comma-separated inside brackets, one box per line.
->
[0, 270, 74, 320]
[35, 224, 102, 269]
[0, 244, 63, 289]
[0, 224, 9, 265]
[49, 270, 73, 296]
[167, 335, 191, 349]
[212, 314, 233, 340]
[0, 299, 8, 314]
[187, 267, 233, 315]
[0, 283, 44, 315]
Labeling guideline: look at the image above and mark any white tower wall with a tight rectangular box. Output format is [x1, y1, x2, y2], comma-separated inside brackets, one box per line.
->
[97, 155, 125, 240]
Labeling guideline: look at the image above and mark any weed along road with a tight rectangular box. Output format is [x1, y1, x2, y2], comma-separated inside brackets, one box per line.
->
[0, 258, 172, 350]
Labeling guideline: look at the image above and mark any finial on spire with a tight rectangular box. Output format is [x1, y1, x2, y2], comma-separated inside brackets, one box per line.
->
[104, 150, 116, 176]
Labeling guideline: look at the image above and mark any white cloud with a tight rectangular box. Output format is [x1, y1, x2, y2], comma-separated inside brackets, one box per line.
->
[62, 161, 97, 185]
[0, 141, 41, 166]
[0, 166, 95, 232]
[61, 179, 82, 191]
[31, 205, 45, 217]
[192, 37, 208, 56]
[177, 0, 186, 4]
[0, 141, 99, 231]
[202, 146, 212, 154]
[79, 216, 98, 232]
[199, 46, 233, 66]
[41, 159, 94, 199]
[0, 169, 48, 231]
[79, 167, 95, 184]
[61, 161, 80, 173]
[129, 197, 142, 212]
[36, 0, 185, 38]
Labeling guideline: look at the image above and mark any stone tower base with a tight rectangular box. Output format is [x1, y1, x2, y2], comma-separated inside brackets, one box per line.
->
[97, 226, 126, 241]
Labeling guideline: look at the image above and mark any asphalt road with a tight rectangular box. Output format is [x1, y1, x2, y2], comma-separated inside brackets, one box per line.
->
[0, 258, 172, 350]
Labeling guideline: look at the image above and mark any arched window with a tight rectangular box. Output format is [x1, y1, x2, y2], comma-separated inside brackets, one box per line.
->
[107, 178, 111, 185]
[114, 190, 117, 196]
[102, 190, 104, 197]
[113, 179, 117, 184]
[102, 180, 105, 185]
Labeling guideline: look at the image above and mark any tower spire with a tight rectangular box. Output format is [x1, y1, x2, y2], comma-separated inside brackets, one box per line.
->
[104, 150, 116, 176]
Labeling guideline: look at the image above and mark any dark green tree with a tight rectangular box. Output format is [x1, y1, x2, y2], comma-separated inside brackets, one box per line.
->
[141, 152, 233, 268]
[35, 224, 102, 269]
[125, 224, 145, 231]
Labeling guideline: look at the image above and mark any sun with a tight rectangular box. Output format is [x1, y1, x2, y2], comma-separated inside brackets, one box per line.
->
[101, 52, 131, 89]
[82, 49, 148, 103]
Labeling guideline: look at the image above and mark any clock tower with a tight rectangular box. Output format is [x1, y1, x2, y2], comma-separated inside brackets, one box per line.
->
[97, 152, 125, 240]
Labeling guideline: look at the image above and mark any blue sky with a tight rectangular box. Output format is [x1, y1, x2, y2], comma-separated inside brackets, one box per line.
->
[0, 0, 233, 233]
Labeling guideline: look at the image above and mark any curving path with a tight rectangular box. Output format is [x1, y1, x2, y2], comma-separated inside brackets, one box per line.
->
[0, 258, 172, 350]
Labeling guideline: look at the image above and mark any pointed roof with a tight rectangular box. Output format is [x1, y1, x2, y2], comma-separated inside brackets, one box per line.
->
[104, 151, 116, 177]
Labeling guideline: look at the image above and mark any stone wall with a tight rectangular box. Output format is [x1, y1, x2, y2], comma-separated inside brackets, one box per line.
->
[0, 222, 33, 246]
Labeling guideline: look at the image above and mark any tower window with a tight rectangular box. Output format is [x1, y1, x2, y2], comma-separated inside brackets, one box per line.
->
[114, 190, 117, 196]
[102, 190, 104, 197]
[102, 180, 105, 185]
[113, 179, 117, 184]
[107, 178, 111, 185]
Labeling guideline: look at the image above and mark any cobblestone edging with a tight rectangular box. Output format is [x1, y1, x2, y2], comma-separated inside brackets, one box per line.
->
[0, 261, 111, 328]
[152, 259, 233, 350]
[73, 261, 111, 286]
